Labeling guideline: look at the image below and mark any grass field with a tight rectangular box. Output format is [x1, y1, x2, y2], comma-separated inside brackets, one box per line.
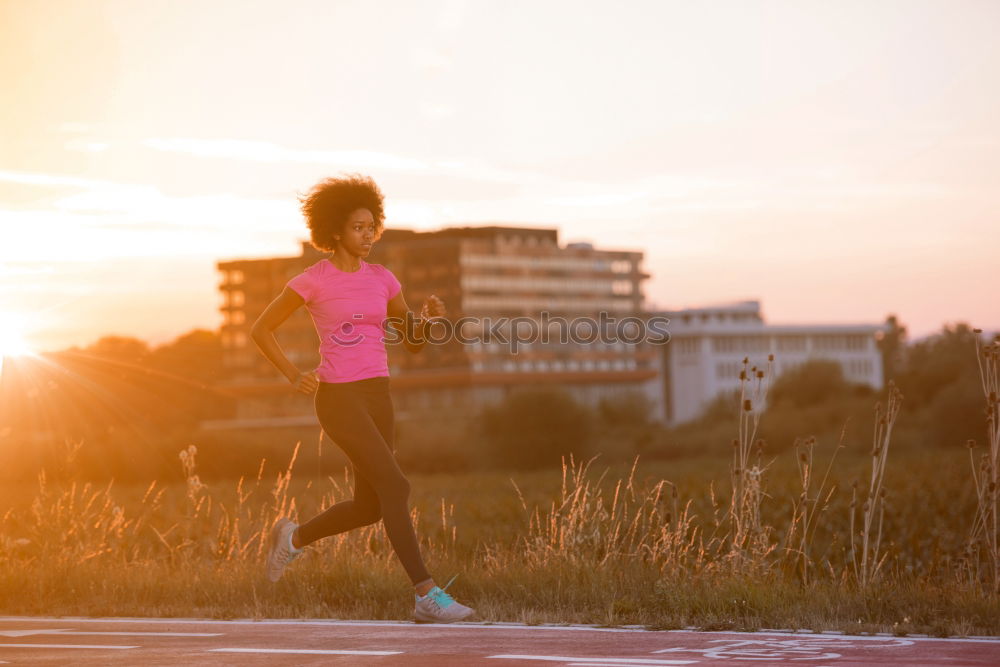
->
[0, 428, 997, 637]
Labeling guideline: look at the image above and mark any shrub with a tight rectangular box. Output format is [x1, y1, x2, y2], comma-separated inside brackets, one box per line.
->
[477, 387, 592, 470]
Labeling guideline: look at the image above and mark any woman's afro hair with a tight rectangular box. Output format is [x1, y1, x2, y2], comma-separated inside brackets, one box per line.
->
[298, 174, 386, 252]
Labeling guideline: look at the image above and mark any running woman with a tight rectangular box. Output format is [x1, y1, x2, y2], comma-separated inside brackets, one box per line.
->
[251, 174, 474, 624]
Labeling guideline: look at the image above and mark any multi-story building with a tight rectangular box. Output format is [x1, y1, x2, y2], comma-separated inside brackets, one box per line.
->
[652, 300, 885, 425]
[205, 226, 663, 432]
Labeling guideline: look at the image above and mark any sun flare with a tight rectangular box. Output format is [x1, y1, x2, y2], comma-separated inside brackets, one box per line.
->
[0, 311, 36, 358]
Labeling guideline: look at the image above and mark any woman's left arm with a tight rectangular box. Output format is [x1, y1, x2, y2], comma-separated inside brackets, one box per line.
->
[386, 290, 446, 354]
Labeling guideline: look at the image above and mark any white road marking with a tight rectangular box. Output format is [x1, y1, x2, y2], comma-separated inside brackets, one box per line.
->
[209, 648, 403, 655]
[0, 629, 221, 638]
[567, 664, 690, 667]
[488, 657, 695, 665]
[654, 636, 912, 661]
[0, 643, 137, 650]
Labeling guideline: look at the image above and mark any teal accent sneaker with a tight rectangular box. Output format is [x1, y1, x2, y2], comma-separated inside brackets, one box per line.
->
[266, 518, 303, 582]
[413, 574, 475, 623]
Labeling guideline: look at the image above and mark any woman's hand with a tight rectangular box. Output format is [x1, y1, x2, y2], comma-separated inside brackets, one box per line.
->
[419, 294, 446, 320]
[291, 369, 319, 394]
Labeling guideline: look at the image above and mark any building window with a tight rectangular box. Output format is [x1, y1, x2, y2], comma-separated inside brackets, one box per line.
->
[716, 361, 742, 380]
[713, 337, 736, 353]
[777, 336, 806, 352]
[846, 335, 868, 350]
[612, 280, 633, 295]
[813, 335, 845, 351]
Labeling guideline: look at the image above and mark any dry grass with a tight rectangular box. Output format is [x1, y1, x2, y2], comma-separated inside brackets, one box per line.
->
[964, 332, 1000, 592]
[1, 342, 1000, 635]
[850, 381, 903, 590]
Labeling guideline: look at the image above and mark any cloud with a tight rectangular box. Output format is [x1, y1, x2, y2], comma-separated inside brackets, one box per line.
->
[142, 137, 430, 171]
[141, 136, 552, 188]
[0, 170, 109, 189]
[409, 46, 453, 75]
[544, 191, 650, 207]
[420, 101, 457, 120]
[64, 138, 109, 153]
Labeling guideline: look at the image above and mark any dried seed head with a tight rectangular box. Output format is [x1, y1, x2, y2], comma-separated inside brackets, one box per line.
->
[742, 357, 749, 364]
[799, 452, 808, 463]
[732, 439, 739, 448]
[768, 353, 774, 361]
[756, 370, 764, 379]
[743, 399, 752, 411]
[967, 439, 977, 449]
[739, 370, 747, 380]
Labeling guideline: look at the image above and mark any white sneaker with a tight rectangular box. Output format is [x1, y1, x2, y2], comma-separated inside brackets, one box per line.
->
[265, 518, 302, 582]
[413, 576, 475, 623]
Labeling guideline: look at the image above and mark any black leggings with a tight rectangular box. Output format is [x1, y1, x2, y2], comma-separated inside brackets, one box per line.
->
[295, 376, 431, 586]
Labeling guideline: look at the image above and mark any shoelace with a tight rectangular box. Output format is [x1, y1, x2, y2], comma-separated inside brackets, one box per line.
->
[425, 573, 460, 608]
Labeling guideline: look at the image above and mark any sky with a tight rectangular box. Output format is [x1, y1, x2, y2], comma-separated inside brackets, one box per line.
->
[1, 0, 998, 352]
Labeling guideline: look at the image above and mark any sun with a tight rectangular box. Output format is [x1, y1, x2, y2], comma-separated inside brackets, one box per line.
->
[0, 311, 37, 358]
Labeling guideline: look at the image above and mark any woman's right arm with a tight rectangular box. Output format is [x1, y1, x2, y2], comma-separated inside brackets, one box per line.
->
[249, 287, 319, 395]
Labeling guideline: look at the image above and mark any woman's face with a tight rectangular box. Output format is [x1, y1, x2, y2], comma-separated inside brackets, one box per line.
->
[336, 208, 376, 256]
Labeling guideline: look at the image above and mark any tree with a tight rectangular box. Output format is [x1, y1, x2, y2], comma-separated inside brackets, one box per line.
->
[478, 387, 592, 470]
[768, 360, 852, 409]
[896, 323, 979, 409]
[877, 314, 907, 384]
[895, 322, 983, 447]
[147, 329, 224, 383]
[85, 335, 150, 364]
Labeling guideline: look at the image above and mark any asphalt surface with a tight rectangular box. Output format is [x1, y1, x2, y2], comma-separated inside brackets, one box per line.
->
[0, 617, 998, 665]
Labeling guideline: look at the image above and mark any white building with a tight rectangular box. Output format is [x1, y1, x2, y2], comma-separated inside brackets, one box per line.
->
[652, 301, 885, 425]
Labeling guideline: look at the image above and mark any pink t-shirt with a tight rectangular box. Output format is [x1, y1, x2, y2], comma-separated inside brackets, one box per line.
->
[286, 259, 402, 383]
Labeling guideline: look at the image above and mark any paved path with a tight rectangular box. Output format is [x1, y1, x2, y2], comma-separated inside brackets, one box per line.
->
[0, 617, 998, 665]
